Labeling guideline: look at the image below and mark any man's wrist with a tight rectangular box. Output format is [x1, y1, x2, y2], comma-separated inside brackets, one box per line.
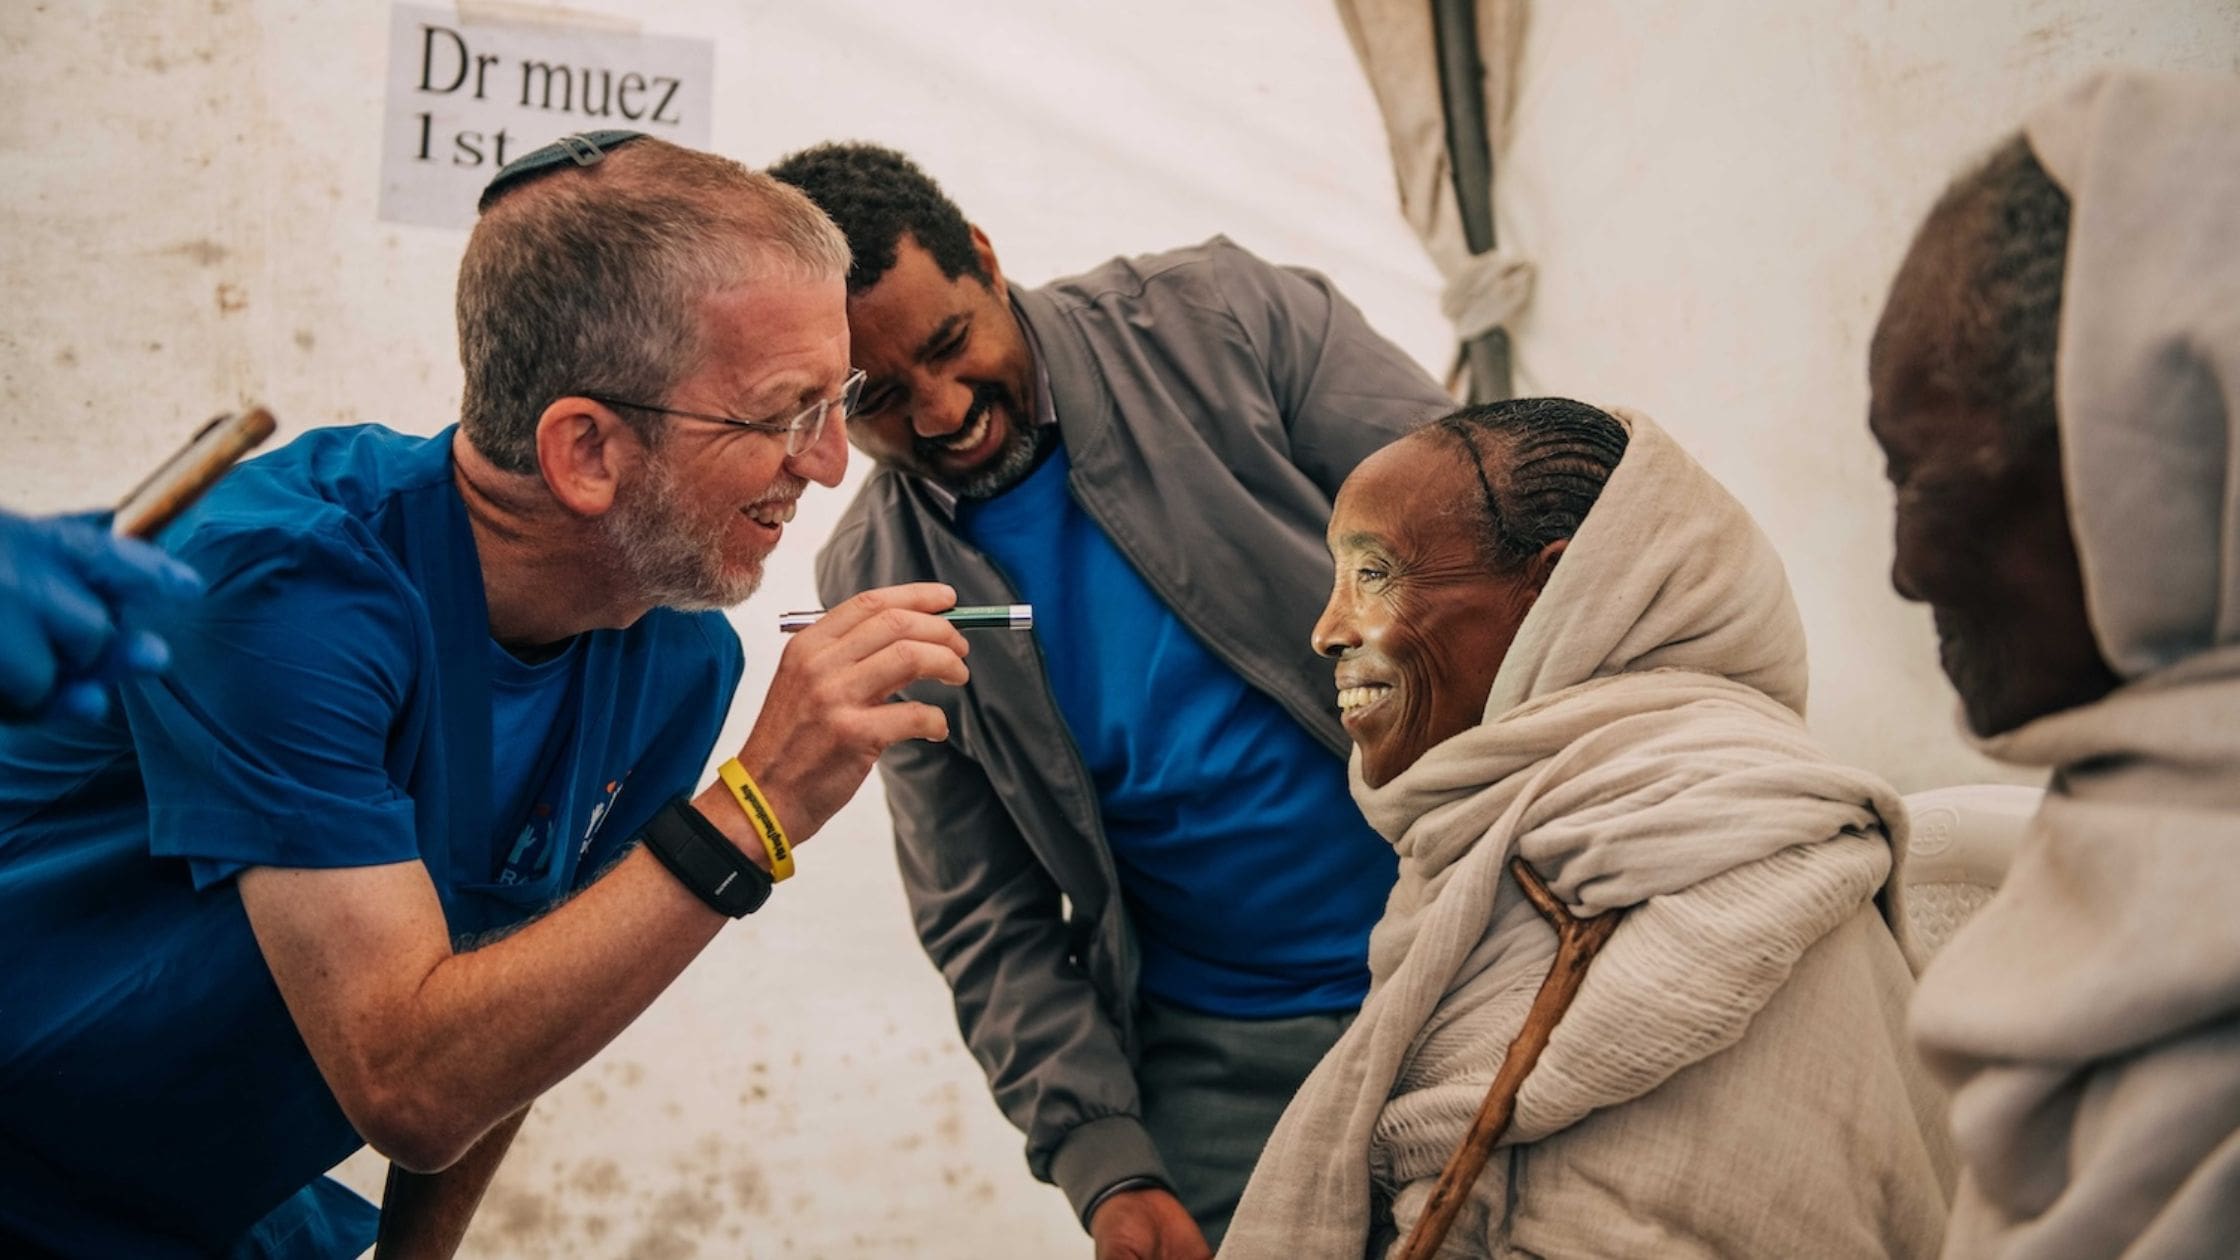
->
[1049, 1114, 1172, 1229]
[1083, 1176, 1169, 1230]
[715, 758, 794, 881]
[637, 796, 772, 918]
[689, 781, 772, 873]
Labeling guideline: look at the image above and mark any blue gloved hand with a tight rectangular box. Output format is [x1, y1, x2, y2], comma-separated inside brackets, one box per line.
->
[0, 510, 204, 722]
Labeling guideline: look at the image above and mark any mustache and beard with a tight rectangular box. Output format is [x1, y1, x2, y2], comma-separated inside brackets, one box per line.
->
[917, 382, 1055, 501]
[601, 451, 802, 612]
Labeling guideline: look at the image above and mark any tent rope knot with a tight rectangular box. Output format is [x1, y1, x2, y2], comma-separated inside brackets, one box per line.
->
[1440, 250, 1535, 340]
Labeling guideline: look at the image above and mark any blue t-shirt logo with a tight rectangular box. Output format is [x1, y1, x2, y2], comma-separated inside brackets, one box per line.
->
[580, 774, 628, 857]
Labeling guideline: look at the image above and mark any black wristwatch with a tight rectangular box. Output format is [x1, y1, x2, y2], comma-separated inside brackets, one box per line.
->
[637, 795, 773, 917]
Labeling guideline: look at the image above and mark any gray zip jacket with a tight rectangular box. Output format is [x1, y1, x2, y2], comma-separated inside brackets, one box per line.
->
[813, 238, 1452, 1223]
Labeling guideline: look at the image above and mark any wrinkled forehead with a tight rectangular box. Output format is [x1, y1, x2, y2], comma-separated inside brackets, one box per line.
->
[1876, 216, 1953, 345]
[1871, 218, 1976, 414]
[685, 276, 851, 399]
[844, 235, 979, 361]
[1332, 433, 1479, 543]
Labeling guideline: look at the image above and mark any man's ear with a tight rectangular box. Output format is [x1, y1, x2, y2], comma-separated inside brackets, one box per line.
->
[1527, 538, 1568, 593]
[534, 398, 635, 518]
[968, 224, 1005, 292]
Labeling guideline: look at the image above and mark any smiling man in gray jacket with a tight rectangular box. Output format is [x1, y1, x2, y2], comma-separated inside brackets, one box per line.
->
[771, 143, 1451, 1257]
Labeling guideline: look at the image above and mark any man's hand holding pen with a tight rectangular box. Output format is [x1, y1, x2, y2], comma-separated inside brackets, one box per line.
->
[694, 583, 972, 855]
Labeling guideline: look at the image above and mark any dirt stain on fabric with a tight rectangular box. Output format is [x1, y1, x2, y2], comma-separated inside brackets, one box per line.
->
[618, 1228, 696, 1260]
[478, 1182, 562, 1247]
[569, 1158, 628, 1199]
[660, 1183, 724, 1232]
[729, 1165, 770, 1214]
[165, 239, 228, 266]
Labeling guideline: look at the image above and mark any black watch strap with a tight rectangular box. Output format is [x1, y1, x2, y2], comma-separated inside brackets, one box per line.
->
[638, 795, 773, 917]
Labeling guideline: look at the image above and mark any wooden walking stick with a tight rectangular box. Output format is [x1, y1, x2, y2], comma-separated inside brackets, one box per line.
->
[1392, 858, 1627, 1260]
[112, 408, 277, 540]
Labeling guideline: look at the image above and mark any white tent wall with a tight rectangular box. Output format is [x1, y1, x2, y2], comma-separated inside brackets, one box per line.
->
[0, 2, 2231, 1257]
[1492, 0, 2239, 789]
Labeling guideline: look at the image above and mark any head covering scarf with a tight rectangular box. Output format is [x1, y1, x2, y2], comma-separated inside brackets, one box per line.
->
[1224, 411, 1943, 1257]
[1909, 71, 2240, 1260]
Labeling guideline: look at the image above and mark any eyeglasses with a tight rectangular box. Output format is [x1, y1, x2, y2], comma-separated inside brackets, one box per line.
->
[583, 369, 867, 456]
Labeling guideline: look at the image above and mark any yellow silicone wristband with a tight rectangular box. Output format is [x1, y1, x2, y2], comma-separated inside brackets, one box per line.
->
[717, 758, 794, 882]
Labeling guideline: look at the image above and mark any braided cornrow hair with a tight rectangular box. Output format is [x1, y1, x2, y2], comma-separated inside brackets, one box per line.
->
[1427, 397, 1630, 571]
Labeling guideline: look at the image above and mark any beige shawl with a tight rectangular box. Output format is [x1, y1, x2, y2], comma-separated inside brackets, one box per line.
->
[1909, 71, 2240, 1260]
[1225, 412, 1951, 1258]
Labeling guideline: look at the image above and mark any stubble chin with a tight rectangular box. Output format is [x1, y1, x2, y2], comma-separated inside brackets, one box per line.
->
[657, 534, 766, 612]
[950, 415, 1051, 501]
[703, 555, 766, 611]
[1938, 627, 2018, 738]
[603, 472, 757, 613]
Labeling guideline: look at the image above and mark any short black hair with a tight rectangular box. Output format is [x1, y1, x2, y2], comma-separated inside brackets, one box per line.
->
[766, 142, 989, 295]
[1426, 397, 1630, 571]
[1920, 136, 2071, 450]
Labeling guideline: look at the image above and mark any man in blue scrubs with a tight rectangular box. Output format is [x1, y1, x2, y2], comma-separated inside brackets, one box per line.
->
[0, 134, 970, 1257]
[771, 144, 1452, 1255]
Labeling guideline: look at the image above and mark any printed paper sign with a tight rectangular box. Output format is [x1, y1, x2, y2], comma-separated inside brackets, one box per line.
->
[379, 4, 713, 229]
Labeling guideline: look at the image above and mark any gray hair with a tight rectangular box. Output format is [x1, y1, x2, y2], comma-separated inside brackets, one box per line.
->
[1915, 135, 2071, 450]
[457, 138, 851, 474]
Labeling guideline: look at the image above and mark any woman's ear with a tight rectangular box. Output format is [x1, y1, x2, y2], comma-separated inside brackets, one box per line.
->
[1527, 538, 1568, 593]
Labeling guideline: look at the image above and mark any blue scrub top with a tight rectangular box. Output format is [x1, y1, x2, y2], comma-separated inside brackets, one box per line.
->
[958, 442, 1395, 1019]
[0, 425, 743, 1257]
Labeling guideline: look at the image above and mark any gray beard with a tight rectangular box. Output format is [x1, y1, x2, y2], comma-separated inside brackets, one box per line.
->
[601, 453, 760, 612]
[950, 420, 1058, 501]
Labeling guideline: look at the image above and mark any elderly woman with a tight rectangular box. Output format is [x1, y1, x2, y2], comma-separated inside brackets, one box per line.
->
[1222, 399, 1952, 1258]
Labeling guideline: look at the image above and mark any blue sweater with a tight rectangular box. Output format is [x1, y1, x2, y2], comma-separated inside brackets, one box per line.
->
[959, 442, 1394, 1018]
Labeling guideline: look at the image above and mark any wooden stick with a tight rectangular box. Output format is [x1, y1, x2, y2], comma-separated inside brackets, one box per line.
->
[112, 407, 276, 540]
[1392, 858, 1626, 1260]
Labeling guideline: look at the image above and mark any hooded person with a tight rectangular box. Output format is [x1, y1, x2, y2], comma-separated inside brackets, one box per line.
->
[1222, 399, 1954, 1258]
[1871, 70, 2240, 1258]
